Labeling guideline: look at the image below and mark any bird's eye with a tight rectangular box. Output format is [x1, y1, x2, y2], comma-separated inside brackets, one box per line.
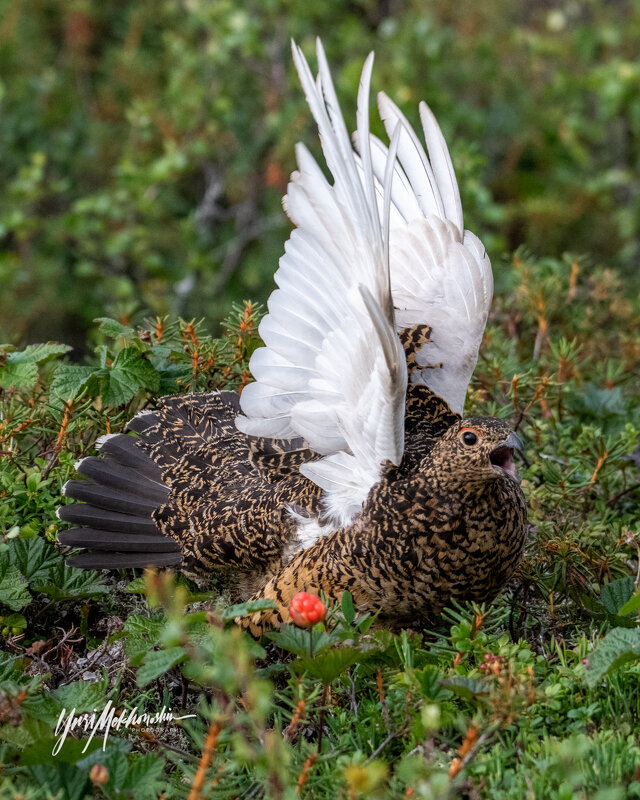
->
[462, 431, 478, 446]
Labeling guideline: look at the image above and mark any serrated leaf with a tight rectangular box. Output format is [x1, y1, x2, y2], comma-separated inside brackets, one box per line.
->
[267, 626, 339, 658]
[295, 646, 368, 683]
[124, 636, 153, 666]
[53, 678, 109, 712]
[222, 598, 278, 621]
[600, 577, 636, 615]
[49, 364, 95, 404]
[121, 752, 166, 793]
[0, 562, 31, 610]
[96, 317, 135, 340]
[21, 692, 66, 728]
[124, 576, 147, 593]
[16, 343, 72, 364]
[0, 342, 72, 388]
[414, 666, 452, 701]
[156, 363, 194, 393]
[0, 723, 36, 748]
[101, 348, 159, 406]
[0, 360, 38, 389]
[584, 627, 640, 687]
[10, 537, 61, 581]
[137, 646, 187, 686]
[123, 614, 166, 664]
[123, 614, 165, 638]
[27, 764, 88, 800]
[32, 564, 108, 601]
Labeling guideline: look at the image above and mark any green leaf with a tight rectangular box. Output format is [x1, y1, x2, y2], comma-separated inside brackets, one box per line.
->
[15, 343, 72, 364]
[49, 364, 95, 403]
[27, 764, 88, 800]
[440, 676, 491, 703]
[32, 564, 108, 601]
[121, 753, 166, 794]
[96, 317, 135, 340]
[341, 590, 355, 624]
[414, 666, 452, 701]
[0, 562, 31, 610]
[100, 348, 159, 406]
[222, 598, 278, 621]
[123, 615, 165, 664]
[10, 537, 61, 581]
[80, 750, 130, 795]
[0, 723, 35, 748]
[155, 363, 193, 393]
[295, 646, 368, 683]
[619, 587, 640, 617]
[0, 343, 72, 389]
[53, 678, 109, 712]
[600, 577, 636, 615]
[267, 626, 339, 658]
[137, 646, 187, 686]
[0, 359, 37, 390]
[21, 692, 68, 728]
[123, 614, 165, 638]
[2, 613, 26, 632]
[584, 627, 640, 687]
[124, 576, 147, 593]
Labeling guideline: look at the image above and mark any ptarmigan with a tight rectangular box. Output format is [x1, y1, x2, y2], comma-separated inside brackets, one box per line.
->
[58, 40, 527, 634]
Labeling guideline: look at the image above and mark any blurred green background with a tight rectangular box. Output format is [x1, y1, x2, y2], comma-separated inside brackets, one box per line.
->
[1, 0, 638, 353]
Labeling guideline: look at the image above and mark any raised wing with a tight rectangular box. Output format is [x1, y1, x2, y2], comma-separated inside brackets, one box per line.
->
[358, 94, 493, 413]
[236, 41, 407, 526]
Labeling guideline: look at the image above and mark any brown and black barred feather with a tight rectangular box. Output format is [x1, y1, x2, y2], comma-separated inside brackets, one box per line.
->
[58, 375, 526, 635]
[57, 42, 529, 634]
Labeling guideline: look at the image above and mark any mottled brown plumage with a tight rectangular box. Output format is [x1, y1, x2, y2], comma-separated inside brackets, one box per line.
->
[57, 42, 529, 634]
[59, 368, 526, 635]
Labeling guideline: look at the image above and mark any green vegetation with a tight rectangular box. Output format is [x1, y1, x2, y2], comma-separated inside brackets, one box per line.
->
[1, 248, 639, 797]
[1, 1, 639, 346]
[2, 2, 640, 798]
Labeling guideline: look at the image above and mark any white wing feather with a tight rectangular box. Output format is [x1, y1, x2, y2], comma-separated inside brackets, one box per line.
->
[361, 93, 493, 413]
[236, 40, 407, 526]
[237, 38, 494, 527]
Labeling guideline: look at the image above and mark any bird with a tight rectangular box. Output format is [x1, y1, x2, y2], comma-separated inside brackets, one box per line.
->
[57, 39, 527, 636]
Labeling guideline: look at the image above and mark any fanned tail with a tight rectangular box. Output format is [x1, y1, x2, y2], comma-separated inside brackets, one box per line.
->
[58, 431, 180, 569]
[58, 391, 244, 571]
[57, 391, 321, 580]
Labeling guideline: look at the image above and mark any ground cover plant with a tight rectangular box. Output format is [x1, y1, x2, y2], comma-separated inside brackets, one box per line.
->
[2, 1, 639, 346]
[0, 249, 639, 799]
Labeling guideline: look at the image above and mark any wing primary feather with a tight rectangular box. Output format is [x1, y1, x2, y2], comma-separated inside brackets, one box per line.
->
[356, 52, 382, 253]
[419, 101, 463, 236]
[382, 122, 403, 324]
[314, 39, 373, 240]
[378, 92, 445, 219]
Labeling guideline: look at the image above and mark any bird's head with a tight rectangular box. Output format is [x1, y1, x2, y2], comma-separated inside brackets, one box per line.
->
[430, 417, 523, 485]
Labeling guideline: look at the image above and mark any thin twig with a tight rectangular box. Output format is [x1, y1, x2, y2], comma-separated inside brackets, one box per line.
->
[188, 719, 222, 800]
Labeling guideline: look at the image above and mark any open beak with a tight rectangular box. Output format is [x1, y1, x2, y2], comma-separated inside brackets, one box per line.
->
[489, 432, 522, 482]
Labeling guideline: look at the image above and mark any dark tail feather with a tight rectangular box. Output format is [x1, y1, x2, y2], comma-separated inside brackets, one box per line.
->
[67, 551, 182, 570]
[59, 529, 180, 553]
[62, 480, 158, 516]
[58, 426, 179, 571]
[58, 391, 246, 575]
[74, 456, 168, 502]
[95, 433, 165, 477]
[57, 504, 159, 534]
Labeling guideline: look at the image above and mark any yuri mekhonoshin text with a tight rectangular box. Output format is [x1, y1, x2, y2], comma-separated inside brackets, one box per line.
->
[52, 700, 196, 755]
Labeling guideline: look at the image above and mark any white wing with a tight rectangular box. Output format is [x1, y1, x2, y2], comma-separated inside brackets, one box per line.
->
[236, 40, 407, 526]
[361, 94, 493, 413]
